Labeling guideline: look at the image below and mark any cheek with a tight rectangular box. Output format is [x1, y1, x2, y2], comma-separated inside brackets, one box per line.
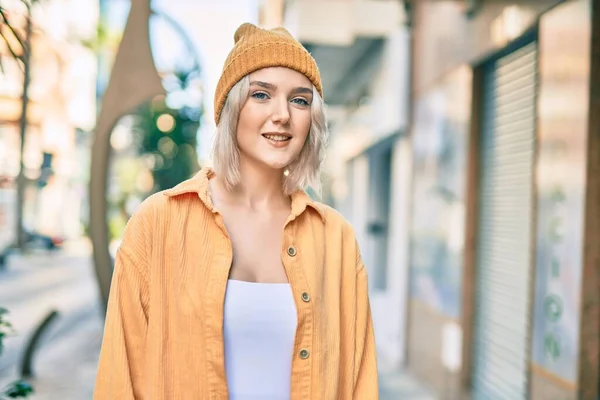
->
[293, 113, 312, 142]
[237, 106, 265, 140]
[238, 108, 257, 132]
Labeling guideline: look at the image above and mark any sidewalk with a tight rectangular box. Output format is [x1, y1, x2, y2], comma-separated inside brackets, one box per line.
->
[0, 241, 102, 399]
[379, 367, 437, 400]
[23, 304, 102, 400]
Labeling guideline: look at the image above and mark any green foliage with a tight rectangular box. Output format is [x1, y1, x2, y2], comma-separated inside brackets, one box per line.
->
[80, 20, 122, 54]
[0, 309, 33, 399]
[0, 308, 14, 356]
[2, 381, 33, 399]
[135, 96, 201, 193]
[106, 87, 202, 240]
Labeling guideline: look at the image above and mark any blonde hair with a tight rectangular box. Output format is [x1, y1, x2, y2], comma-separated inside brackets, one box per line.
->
[211, 75, 329, 196]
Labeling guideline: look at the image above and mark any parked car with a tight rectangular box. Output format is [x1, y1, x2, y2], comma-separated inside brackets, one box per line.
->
[23, 230, 65, 250]
[0, 181, 65, 269]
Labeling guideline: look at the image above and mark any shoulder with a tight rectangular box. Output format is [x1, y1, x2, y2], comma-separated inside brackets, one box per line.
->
[311, 201, 360, 249]
[125, 191, 168, 228]
[312, 201, 352, 230]
[309, 202, 365, 275]
[119, 192, 166, 251]
[119, 187, 201, 257]
[129, 179, 206, 221]
[122, 187, 195, 241]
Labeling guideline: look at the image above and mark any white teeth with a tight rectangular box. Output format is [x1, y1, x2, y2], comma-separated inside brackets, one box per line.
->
[263, 134, 290, 142]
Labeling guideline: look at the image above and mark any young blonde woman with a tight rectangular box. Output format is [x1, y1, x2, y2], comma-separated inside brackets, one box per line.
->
[94, 23, 379, 400]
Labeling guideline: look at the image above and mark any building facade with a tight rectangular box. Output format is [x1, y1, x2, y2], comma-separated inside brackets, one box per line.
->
[405, 0, 600, 399]
[260, 0, 600, 398]
[0, 0, 96, 262]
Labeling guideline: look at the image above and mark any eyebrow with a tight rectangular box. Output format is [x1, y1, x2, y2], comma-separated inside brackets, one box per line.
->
[250, 80, 313, 95]
[250, 80, 277, 90]
[292, 87, 313, 95]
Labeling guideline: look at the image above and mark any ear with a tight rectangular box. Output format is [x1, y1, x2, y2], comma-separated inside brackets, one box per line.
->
[234, 23, 259, 43]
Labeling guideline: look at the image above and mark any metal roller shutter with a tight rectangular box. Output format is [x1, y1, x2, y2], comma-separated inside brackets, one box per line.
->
[472, 40, 538, 399]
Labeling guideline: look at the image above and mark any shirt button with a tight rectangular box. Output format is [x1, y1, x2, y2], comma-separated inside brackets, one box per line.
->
[299, 349, 310, 359]
[301, 292, 310, 302]
[287, 246, 297, 257]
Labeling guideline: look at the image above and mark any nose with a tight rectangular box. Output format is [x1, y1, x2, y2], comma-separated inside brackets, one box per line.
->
[271, 97, 290, 124]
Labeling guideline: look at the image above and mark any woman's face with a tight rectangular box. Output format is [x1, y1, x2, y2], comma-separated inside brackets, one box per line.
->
[236, 67, 313, 171]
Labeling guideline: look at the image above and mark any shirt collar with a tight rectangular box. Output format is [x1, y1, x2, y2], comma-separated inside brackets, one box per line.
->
[163, 167, 325, 222]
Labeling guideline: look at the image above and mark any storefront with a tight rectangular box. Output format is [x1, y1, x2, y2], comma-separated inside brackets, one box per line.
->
[406, 0, 598, 398]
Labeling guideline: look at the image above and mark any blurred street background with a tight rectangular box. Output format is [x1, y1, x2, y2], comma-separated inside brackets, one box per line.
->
[0, 0, 599, 399]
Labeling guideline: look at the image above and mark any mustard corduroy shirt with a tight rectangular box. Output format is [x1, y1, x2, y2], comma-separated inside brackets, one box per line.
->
[93, 167, 379, 399]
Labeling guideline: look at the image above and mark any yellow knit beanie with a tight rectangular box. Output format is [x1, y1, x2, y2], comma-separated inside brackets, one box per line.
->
[214, 22, 323, 124]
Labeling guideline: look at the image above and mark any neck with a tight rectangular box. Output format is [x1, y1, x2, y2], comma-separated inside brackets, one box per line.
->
[215, 156, 290, 211]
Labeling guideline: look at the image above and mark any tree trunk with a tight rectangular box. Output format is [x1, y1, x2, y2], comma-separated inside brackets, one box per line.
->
[15, 5, 32, 250]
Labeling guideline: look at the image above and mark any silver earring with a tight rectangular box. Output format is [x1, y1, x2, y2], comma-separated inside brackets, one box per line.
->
[283, 169, 290, 177]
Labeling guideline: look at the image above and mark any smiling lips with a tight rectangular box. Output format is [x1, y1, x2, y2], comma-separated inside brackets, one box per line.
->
[262, 133, 292, 148]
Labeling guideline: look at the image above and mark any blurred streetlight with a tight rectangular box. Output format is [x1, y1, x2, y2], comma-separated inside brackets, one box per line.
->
[156, 112, 175, 132]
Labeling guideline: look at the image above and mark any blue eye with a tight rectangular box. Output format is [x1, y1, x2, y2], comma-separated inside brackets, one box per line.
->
[251, 92, 269, 100]
[292, 98, 310, 106]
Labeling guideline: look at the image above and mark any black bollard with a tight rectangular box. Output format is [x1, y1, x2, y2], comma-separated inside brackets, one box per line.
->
[20, 309, 59, 378]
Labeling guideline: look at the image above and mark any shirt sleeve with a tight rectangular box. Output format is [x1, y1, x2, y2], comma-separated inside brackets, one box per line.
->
[353, 261, 380, 398]
[94, 216, 150, 400]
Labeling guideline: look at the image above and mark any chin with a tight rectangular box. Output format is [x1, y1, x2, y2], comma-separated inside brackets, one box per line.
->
[253, 154, 293, 170]
[262, 160, 291, 170]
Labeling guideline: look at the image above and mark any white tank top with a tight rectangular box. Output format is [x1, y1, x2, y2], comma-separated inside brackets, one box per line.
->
[223, 279, 298, 400]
